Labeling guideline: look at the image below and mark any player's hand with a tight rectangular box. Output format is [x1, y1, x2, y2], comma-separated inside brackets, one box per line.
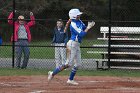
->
[30, 12, 33, 16]
[87, 21, 95, 29]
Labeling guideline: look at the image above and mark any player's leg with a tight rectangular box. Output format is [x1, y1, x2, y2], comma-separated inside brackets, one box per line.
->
[67, 45, 80, 85]
[74, 46, 81, 68]
[68, 48, 79, 80]
[48, 63, 69, 81]
[48, 40, 76, 81]
[48, 46, 74, 81]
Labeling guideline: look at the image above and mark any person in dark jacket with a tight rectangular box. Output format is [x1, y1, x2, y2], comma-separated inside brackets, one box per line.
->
[52, 19, 68, 68]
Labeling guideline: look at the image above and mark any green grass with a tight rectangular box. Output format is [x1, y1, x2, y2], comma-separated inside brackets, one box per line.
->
[0, 47, 12, 58]
[61, 69, 140, 77]
[0, 68, 48, 76]
[0, 46, 102, 59]
[0, 39, 105, 59]
[0, 68, 140, 77]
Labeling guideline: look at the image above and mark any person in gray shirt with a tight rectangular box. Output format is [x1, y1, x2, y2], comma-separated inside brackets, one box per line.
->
[8, 11, 35, 69]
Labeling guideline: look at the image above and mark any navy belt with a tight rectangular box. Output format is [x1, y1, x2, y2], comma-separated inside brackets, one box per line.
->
[18, 39, 28, 40]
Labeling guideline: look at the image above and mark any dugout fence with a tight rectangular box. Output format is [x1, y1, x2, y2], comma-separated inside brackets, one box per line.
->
[0, 0, 140, 70]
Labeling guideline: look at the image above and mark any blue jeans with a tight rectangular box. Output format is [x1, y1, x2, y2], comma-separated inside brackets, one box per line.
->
[0, 37, 2, 45]
[15, 39, 30, 68]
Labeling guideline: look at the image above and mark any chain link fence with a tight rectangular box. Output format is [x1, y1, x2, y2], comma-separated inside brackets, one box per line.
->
[0, 0, 140, 70]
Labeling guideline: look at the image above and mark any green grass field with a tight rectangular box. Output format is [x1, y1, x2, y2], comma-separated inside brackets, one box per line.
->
[0, 68, 140, 77]
[0, 39, 105, 59]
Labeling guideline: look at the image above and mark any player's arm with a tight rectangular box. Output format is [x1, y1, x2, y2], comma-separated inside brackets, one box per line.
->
[71, 22, 87, 37]
[64, 19, 71, 33]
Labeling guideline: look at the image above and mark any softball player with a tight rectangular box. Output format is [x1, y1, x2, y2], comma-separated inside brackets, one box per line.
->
[48, 8, 95, 85]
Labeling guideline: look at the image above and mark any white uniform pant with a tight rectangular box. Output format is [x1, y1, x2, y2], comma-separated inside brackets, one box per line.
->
[65, 40, 81, 68]
[55, 43, 66, 68]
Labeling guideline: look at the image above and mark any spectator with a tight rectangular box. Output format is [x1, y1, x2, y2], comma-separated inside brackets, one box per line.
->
[8, 11, 35, 69]
[0, 26, 2, 45]
[0, 36, 2, 45]
[52, 19, 68, 68]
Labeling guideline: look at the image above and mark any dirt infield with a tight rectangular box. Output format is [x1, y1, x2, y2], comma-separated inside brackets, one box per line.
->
[0, 76, 140, 93]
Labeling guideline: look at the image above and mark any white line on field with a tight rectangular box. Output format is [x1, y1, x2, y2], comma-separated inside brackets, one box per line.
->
[78, 80, 140, 83]
[0, 79, 140, 85]
[0, 80, 140, 87]
[29, 90, 46, 93]
[0, 83, 13, 86]
[0, 82, 46, 84]
[0, 82, 30, 87]
[115, 87, 140, 90]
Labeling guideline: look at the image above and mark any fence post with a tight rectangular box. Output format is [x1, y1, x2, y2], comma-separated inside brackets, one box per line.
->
[12, 0, 15, 68]
[108, 0, 112, 69]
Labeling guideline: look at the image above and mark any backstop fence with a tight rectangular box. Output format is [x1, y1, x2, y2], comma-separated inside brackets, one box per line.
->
[0, 0, 140, 70]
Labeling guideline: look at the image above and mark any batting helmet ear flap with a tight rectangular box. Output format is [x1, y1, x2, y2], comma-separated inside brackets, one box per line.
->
[69, 9, 83, 19]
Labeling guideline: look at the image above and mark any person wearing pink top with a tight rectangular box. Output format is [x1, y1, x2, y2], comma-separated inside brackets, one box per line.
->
[8, 11, 35, 69]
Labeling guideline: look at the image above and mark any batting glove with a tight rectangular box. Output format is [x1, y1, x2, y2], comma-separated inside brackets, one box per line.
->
[87, 21, 95, 29]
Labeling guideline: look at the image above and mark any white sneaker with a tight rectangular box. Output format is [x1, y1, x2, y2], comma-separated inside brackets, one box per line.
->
[67, 79, 79, 85]
[48, 71, 53, 81]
